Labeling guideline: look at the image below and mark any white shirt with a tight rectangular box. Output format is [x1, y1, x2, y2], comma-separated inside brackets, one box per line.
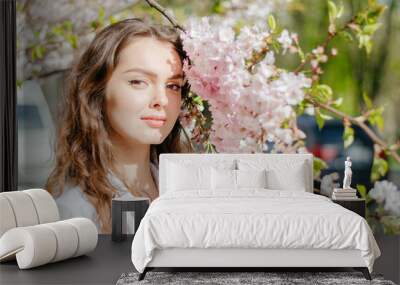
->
[55, 163, 159, 233]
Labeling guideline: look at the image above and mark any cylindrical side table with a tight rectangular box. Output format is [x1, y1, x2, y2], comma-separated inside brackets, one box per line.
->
[111, 197, 150, 242]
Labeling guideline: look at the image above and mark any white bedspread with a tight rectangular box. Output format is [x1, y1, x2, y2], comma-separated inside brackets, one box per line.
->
[131, 190, 380, 273]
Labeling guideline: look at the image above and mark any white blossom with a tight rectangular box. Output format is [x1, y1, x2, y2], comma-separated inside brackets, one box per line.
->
[369, 180, 400, 216]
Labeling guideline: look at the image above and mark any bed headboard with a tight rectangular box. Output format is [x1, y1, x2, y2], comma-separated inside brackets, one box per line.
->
[159, 153, 314, 195]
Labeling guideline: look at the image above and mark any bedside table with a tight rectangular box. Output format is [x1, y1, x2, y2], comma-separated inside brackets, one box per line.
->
[112, 197, 150, 241]
[332, 198, 365, 218]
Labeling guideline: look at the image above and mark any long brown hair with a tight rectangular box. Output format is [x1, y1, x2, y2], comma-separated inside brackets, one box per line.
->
[46, 18, 191, 233]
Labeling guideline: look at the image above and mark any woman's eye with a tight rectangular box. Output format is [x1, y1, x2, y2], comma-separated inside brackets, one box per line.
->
[167, 83, 182, 92]
[129, 79, 148, 88]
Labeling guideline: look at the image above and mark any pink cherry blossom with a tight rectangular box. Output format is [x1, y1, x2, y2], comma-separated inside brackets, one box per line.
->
[180, 18, 311, 153]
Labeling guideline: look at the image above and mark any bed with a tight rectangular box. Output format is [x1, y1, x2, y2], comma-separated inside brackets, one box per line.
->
[131, 153, 380, 281]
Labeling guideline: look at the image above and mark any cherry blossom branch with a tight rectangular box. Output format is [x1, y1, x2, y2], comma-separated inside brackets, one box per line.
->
[144, 0, 185, 32]
[146, 0, 400, 165]
[305, 96, 400, 163]
[294, 18, 355, 75]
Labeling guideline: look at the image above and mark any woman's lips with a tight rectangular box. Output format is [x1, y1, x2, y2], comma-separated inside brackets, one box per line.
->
[141, 117, 166, 128]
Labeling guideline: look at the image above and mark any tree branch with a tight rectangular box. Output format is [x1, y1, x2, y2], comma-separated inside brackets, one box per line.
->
[144, 0, 185, 32]
[294, 14, 356, 75]
[306, 96, 400, 163]
[294, 30, 336, 74]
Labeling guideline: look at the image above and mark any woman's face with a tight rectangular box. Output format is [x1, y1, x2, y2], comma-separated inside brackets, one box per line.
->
[105, 37, 183, 145]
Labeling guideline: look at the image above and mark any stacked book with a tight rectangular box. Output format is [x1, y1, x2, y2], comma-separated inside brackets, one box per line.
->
[332, 188, 358, 200]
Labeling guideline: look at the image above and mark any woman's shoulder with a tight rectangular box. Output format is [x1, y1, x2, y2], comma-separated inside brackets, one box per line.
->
[55, 185, 99, 228]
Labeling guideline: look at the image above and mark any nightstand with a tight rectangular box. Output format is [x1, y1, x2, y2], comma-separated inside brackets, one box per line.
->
[332, 198, 365, 218]
[112, 197, 150, 242]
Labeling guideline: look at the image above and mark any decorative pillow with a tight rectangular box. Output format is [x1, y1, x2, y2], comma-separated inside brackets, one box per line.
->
[236, 169, 267, 189]
[211, 168, 237, 190]
[266, 162, 307, 191]
[167, 162, 212, 191]
[237, 158, 309, 192]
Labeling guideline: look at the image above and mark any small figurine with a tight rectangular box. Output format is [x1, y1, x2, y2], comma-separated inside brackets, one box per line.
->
[343, 156, 353, 190]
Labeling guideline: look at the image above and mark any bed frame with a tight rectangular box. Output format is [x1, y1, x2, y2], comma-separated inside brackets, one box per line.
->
[139, 248, 371, 280]
[138, 154, 372, 281]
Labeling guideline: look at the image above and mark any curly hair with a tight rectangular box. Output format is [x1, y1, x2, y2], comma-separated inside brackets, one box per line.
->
[46, 18, 191, 233]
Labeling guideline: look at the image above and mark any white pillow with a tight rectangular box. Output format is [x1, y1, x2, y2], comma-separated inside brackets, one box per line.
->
[167, 162, 211, 191]
[237, 159, 309, 192]
[266, 162, 307, 191]
[211, 168, 236, 190]
[236, 169, 267, 189]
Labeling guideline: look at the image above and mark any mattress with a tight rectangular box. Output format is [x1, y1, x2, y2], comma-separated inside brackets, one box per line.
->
[131, 189, 380, 273]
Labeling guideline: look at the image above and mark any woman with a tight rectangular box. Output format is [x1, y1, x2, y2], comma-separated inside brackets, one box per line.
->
[46, 18, 191, 233]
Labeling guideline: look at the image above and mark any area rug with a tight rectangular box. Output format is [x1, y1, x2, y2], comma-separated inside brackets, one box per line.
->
[116, 271, 396, 285]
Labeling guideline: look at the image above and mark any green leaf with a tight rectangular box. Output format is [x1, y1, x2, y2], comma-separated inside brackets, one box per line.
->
[90, 20, 99, 30]
[51, 25, 64, 37]
[30, 45, 46, 60]
[36, 46, 45, 59]
[313, 157, 328, 179]
[295, 100, 306, 115]
[340, 31, 353, 42]
[16, 79, 23, 89]
[99, 6, 105, 19]
[358, 34, 373, 54]
[298, 47, 305, 61]
[268, 15, 277, 32]
[211, 0, 225, 14]
[319, 112, 333, 120]
[66, 34, 78, 49]
[343, 126, 354, 148]
[356, 184, 367, 199]
[357, 184, 374, 204]
[62, 20, 73, 32]
[366, 2, 386, 23]
[315, 108, 325, 130]
[371, 157, 388, 182]
[109, 15, 118, 24]
[202, 100, 214, 130]
[368, 107, 384, 131]
[328, 1, 338, 23]
[337, 2, 344, 18]
[204, 141, 216, 153]
[365, 39, 373, 54]
[358, 34, 368, 48]
[98, 6, 106, 24]
[363, 92, 373, 109]
[363, 23, 382, 35]
[233, 19, 245, 35]
[270, 41, 280, 53]
[193, 96, 202, 105]
[281, 119, 290, 129]
[313, 84, 333, 103]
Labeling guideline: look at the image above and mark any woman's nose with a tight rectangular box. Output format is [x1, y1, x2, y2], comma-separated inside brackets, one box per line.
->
[150, 85, 168, 108]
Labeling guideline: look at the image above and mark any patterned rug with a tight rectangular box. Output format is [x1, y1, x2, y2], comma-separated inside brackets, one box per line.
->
[116, 271, 396, 285]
